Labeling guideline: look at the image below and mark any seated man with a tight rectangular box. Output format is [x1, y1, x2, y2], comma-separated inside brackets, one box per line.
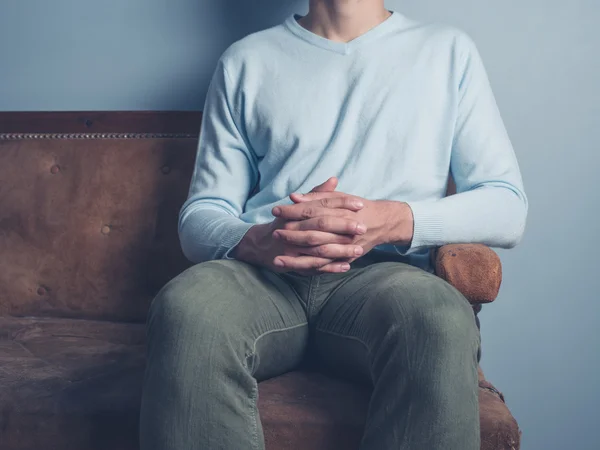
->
[139, 1, 527, 449]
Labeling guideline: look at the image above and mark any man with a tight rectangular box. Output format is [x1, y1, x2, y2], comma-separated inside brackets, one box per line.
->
[140, 1, 528, 449]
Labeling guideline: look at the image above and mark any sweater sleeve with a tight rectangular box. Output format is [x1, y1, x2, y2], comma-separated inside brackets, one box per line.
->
[403, 33, 528, 253]
[178, 58, 258, 263]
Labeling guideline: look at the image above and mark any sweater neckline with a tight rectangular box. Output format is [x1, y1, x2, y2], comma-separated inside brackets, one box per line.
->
[284, 10, 401, 56]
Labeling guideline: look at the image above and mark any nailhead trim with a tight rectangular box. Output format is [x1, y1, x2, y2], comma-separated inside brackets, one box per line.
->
[0, 133, 196, 140]
[479, 384, 505, 403]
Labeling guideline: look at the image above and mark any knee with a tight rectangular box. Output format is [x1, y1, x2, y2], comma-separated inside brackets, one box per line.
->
[421, 295, 478, 351]
[379, 272, 479, 352]
[147, 261, 236, 339]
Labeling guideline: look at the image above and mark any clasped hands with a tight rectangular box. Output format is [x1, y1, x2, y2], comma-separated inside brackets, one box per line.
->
[235, 177, 414, 274]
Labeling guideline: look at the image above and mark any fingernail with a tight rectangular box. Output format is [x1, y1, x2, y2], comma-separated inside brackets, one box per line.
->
[273, 231, 281, 239]
[354, 247, 363, 256]
[356, 224, 367, 234]
[341, 263, 351, 271]
[272, 207, 281, 216]
[274, 259, 284, 267]
[354, 201, 364, 208]
[294, 192, 303, 197]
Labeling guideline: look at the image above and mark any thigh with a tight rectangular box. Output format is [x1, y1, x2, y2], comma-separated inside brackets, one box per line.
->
[147, 259, 309, 381]
[311, 262, 479, 384]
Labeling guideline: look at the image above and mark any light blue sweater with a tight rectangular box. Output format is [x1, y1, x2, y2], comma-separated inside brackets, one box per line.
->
[179, 10, 528, 271]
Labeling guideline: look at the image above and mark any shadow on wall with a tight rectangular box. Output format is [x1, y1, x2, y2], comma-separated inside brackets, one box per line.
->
[164, 0, 304, 110]
[216, 0, 299, 39]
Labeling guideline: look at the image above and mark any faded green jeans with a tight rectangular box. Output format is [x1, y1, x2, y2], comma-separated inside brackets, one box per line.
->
[139, 254, 481, 450]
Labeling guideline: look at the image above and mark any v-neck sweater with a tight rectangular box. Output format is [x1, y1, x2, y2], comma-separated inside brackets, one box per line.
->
[284, 10, 400, 55]
[179, 10, 528, 271]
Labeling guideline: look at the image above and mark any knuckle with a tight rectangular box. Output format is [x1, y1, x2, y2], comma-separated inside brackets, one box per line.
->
[315, 244, 327, 256]
[307, 257, 321, 268]
[306, 233, 320, 246]
[302, 207, 314, 219]
[335, 235, 349, 244]
[317, 217, 328, 229]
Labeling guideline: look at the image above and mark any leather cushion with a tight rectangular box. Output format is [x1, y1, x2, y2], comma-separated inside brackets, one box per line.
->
[0, 317, 520, 450]
[0, 138, 196, 322]
[436, 244, 503, 304]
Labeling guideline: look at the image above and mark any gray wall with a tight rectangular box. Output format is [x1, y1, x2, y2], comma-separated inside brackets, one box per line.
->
[1, 1, 598, 449]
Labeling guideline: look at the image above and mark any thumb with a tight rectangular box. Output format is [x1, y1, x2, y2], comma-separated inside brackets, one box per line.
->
[310, 176, 338, 193]
[290, 177, 338, 204]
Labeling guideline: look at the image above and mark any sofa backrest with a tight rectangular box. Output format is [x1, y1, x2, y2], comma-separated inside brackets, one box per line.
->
[0, 111, 457, 323]
[0, 112, 200, 322]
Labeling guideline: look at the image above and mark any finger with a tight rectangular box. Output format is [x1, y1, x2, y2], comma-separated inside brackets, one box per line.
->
[319, 195, 363, 210]
[273, 199, 363, 219]
[274, 229, 355, 246]
[273, 204, 348, 220]
[296, 264, 351, 275]
[284, 216, 367, 235]
[298, 244, 364, 259]
[289, 193, 311, 204]
[273, 255, 335, 271]
[289, 177, 338, 204]
[311, 177, 338, 193]
[301, 191, 358, 201]
[315, 261, 353, 273]
[290, 191, 345, 203]
[290, 191, 360, 204]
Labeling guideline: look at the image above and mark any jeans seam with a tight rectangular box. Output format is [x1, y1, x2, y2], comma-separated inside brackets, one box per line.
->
[242, 355, 260, 450]
[246, 322, 309, 360]
[267, 270, 308, 314]
[244, 322, 308, 450]
[306, 275, 319, 319]
[251, 383, 259, 450]
[314, 328, 376, 383]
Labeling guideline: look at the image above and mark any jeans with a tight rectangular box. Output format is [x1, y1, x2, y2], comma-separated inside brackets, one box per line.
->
[139, 253, 481, 450]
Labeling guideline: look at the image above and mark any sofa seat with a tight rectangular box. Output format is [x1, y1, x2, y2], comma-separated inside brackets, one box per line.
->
[0, 317, 145, 450]
[0, 317, 519, 450]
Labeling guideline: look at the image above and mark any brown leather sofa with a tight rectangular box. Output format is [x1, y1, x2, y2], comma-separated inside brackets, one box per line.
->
[0, 112, 521, 450]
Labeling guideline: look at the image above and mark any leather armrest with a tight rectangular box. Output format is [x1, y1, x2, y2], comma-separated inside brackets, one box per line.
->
[434, 244, 502, 305]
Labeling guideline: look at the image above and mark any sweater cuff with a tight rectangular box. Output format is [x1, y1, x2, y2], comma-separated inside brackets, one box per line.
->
[222, 222, 255, 260]
[405, 200, 445, 252]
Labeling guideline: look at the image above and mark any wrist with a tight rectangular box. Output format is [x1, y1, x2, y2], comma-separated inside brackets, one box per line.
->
[378, 201, 414, 245]
[232, 223, 271, 265]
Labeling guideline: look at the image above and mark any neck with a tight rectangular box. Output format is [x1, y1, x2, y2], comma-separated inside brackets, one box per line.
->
[299, 0, 391, 43]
